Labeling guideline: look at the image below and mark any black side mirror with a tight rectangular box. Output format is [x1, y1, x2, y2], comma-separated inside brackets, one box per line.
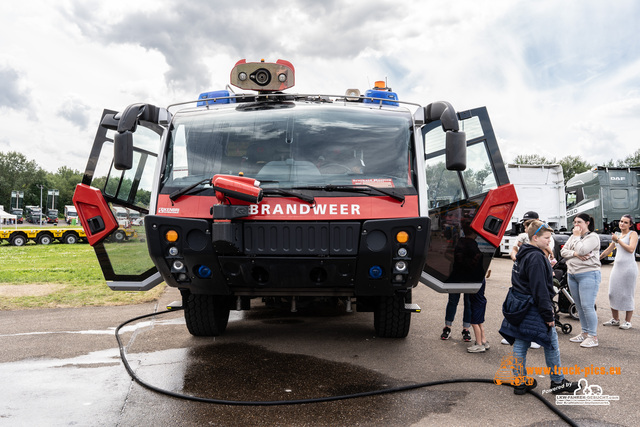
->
[114, 131, 133, 170]
[445, 130, 467, 171]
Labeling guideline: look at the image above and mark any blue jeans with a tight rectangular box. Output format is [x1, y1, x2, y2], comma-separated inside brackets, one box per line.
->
[445, 293, 471, 329]
[512, 327, 563, 383]
[568, 271, 601, 336]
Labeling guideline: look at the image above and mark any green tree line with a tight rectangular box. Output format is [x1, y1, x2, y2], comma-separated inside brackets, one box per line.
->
[513, 149, 640, 185]
[0, 151, 83, 214]
[3, 147, 640, 215]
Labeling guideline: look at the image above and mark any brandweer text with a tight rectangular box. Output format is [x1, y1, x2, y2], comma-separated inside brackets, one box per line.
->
[249, 203, 361, 216]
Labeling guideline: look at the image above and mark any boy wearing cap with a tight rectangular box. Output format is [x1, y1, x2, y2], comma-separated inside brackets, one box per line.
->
[510, 211, 555, 263]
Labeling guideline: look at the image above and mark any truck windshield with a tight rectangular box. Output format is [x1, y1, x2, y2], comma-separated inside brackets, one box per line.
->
[160, 103, 413, 192]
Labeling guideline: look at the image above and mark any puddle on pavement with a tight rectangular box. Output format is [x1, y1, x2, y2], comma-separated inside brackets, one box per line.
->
[2, 309, 465, 426]
[131, 342, 466, 426]
[0, 348, 130, 425]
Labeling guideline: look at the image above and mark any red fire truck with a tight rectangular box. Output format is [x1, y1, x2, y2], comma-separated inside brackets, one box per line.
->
[73, 59, 517, 338]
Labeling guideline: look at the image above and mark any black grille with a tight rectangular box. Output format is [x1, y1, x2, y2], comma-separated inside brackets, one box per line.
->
[243, 222, 360, 255]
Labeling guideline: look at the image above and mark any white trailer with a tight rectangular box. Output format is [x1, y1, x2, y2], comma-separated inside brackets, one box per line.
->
[498, 164, 567, 256]
[64, 205, 78, 224]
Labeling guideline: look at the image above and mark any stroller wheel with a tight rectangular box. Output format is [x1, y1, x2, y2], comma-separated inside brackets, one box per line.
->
[562, 323, 573, 334]
[569, 304, 579, 320]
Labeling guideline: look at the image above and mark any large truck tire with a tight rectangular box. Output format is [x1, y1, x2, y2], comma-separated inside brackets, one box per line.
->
[63, 232, 78, 244]
[112, 230, 126, 242]
[10, 234, 27, 247]
[183, 292, 231, 337]
[373, 291, 411, 338]
[37, 234, 53, 245]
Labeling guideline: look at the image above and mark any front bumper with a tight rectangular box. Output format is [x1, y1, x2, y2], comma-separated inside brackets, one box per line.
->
[144, 215, 430, 297]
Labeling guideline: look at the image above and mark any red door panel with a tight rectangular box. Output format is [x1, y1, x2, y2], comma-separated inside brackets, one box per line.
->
[471, 183, 518, 247]
[73, 184, 119, 246]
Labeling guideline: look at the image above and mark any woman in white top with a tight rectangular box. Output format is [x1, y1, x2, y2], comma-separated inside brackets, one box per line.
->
[600, 215, 639, 330]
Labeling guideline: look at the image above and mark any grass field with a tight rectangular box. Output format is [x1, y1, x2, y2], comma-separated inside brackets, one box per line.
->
[0, 242, 165, 310]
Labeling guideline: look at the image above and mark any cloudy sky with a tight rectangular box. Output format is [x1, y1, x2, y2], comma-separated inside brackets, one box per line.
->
[1, 0, 639, 173]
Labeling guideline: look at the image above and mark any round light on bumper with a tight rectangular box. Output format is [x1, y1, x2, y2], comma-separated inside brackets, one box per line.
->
[396, 231, 409, 243]
[395, 261, 407, 272]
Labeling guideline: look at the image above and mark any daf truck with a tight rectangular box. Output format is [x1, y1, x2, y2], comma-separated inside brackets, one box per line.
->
[556, 166, 640, 259]
[73, 59, 517, 338]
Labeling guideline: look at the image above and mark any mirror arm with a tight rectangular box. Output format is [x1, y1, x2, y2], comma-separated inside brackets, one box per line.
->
[424, 101, 467, 171]
[112, 103, 164, 171]
[424, 101, 460, 132]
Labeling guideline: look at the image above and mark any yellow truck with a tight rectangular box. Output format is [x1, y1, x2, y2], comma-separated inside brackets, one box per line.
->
[105, 227, 138, 243]
[0, 227, 87, 246]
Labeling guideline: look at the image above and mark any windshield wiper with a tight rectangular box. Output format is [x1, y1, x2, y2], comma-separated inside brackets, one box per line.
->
[169, 178, 211, 202]
[293, 184, 405, 203]
[262, 188, 315, 204]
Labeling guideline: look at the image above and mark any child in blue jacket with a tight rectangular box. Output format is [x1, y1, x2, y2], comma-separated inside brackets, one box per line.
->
[499, 220, 579, 395]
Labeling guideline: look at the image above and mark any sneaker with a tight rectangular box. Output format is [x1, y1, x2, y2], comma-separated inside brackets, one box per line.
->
[550, 378, 580, 394]
[440, 326, 451, 340]
[514, 378, 537, 395]
[603, 318, 620, 326]
[569, 332, 588, 343]
[467, 342, 486, 353]
[580, 336, 599, 348]
[462, 329, 472, 342]
[483, 341, 490, 350]
[619, 322, 632, 330]
[501, 338, 509, 345]
[530, 342, 541, 349]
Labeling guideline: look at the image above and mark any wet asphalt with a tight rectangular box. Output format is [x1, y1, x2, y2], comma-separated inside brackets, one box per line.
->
[1, 257, 638, 426]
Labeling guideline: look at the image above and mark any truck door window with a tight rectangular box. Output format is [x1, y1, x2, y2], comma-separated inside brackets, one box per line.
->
[464, 142, 497, 197]
[424, 115, 497, 205]
[566, 189, 583, 208]
[425, 154, 463, 207]
[103, 128, 158, 208]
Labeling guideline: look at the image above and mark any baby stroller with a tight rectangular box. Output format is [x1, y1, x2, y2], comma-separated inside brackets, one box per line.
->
[552, 259, 596, 322]
[552, 260, 573, 334]
[553, 260, 576, 317]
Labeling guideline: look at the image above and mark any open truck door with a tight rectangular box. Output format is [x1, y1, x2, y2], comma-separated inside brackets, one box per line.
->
[419, 107, 517, 293]
[73, 108, 166, 291]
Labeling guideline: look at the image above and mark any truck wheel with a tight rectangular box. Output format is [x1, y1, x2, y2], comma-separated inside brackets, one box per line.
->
[63, 233, 78, 244]
[10, 235, 27, 246]
[183, 293, 232, 337]
[112, 230, 126, 242]
[373, 292, 411, 338]
[37, 234, 53, 245]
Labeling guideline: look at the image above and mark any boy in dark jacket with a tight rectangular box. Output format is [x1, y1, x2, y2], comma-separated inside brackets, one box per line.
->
[499, 220, 579, 395]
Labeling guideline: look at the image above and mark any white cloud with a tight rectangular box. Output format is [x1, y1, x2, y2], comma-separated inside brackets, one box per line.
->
[0, 0, 639, 174]
[0, 66, 31, 110]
